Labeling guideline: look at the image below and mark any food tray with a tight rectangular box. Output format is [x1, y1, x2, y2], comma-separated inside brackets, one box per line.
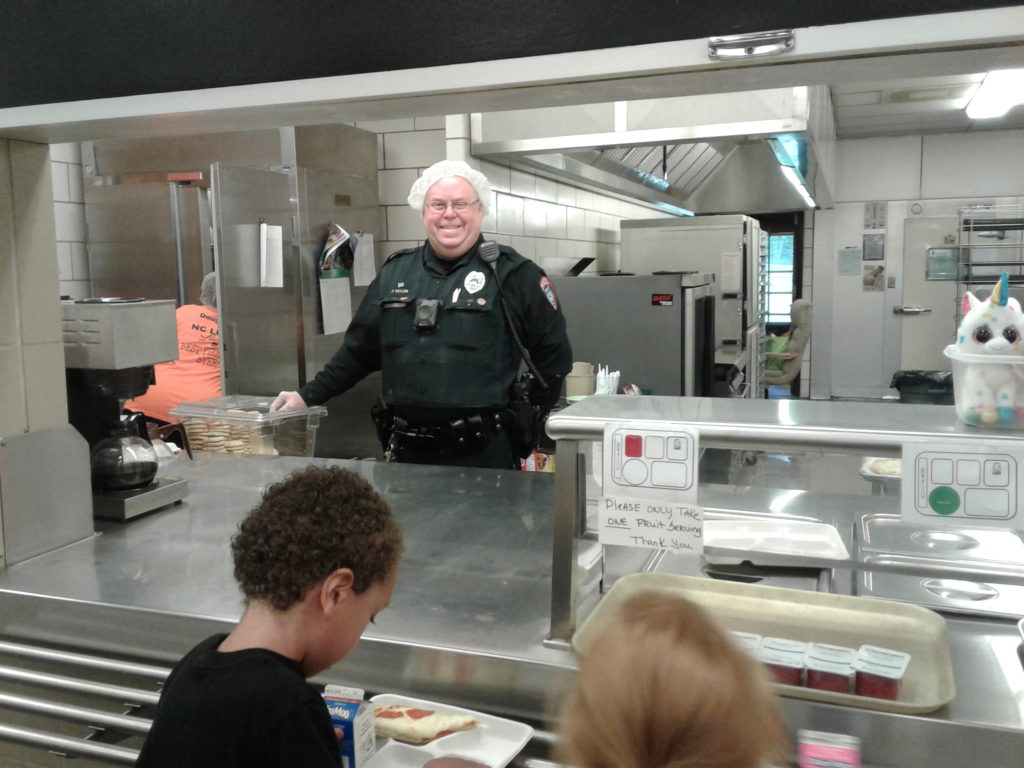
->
[364, 694, 533, 768]
[573, 573, 955, 715]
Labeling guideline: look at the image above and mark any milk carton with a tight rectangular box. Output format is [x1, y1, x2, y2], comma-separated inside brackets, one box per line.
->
[323, 685, 376, 768]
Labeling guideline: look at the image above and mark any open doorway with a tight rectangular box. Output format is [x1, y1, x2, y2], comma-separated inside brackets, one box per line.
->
[753, 211, 805, 397]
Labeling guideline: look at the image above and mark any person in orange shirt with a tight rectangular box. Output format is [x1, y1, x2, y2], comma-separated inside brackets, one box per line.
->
[126, 272, 221, 423]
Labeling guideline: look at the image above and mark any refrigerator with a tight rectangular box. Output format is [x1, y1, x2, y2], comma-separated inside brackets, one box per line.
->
[81, 125, 385, 459]
[551, 274, 716, 397]
[619, 214, 767, 397]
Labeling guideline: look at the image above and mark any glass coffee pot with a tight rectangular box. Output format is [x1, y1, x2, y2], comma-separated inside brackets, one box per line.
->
[90, 413, 158, 492]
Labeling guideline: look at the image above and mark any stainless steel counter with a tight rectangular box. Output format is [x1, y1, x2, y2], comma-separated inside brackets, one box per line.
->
[0, 450, 1022, 767]
[546, 394, 1020, 453]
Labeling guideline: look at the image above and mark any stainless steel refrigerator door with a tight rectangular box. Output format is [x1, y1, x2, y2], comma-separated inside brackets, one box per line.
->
[619, 217, 749, 348]
[210, 163, 298, 397]
[552, 275, 687, 396]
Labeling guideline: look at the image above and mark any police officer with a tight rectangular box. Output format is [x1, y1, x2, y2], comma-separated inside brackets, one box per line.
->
[271, 160, 572, 469]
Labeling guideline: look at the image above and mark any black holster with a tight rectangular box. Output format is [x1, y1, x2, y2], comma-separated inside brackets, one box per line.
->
[506, 374, 543, 459]
[370, 396, 394, 452]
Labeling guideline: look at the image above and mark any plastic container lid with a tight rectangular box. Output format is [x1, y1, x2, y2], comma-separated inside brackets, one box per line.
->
[943, 345, 1024, 366]
[761, 637, 809, 654]
[856, 644, 910, 672]
[170, 394, 327, 423]
[806, 643, 857, 664]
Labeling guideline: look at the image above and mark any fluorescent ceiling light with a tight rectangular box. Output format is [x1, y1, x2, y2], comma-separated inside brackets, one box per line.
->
[966, 69, 1024, 119]
[780, 165, 816, 209]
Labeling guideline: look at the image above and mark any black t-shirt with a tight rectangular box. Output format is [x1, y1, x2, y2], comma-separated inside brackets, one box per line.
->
[136, 634, 341, 768]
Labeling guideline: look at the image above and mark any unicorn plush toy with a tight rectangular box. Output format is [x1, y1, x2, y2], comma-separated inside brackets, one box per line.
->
[953, 271, 1024, 425]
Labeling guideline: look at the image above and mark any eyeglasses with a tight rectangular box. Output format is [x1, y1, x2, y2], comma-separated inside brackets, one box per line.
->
[426, 199, 480, 213]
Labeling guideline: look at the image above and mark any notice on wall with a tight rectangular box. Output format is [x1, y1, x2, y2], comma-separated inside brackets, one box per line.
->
[838, 247, 862, 276]
[862, 233, 885, 261]
[320, 276, 352, 334]
[599, 422, 702, 554]
[864, 201, 887, 230]
[352, 232, 377, 287]
[863, 264, 885, 292]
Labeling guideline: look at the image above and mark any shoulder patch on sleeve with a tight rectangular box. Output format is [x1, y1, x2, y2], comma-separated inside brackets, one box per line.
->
[540, 276, 558, 310]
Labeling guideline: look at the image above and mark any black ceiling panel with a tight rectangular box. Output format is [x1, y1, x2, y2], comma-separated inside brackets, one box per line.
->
[2, 1, 1020, 109]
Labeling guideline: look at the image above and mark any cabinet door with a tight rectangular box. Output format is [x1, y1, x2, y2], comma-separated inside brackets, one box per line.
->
[211, 163, 297, 396]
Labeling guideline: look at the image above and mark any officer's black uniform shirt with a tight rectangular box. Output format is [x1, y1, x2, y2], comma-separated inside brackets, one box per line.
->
[299, 237, 572, 420]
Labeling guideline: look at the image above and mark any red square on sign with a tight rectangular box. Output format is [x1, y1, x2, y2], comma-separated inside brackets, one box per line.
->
[625, 435, 643, 457]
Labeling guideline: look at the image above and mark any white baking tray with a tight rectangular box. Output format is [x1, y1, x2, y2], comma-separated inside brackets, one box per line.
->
[363, 694, 533, 768]
[573, 573, 955, 715]
[704, 520, 849, 565]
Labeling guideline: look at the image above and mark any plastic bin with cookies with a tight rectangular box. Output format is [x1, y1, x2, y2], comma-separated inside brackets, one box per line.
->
[170, 395, 327, 457]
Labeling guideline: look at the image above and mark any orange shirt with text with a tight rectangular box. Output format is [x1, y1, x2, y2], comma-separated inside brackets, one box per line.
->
[125, 304, 221, 422]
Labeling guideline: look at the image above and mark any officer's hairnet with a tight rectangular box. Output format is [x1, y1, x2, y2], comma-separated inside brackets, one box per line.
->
[199, 272, 217, 309]
[407, 160, 492, 216]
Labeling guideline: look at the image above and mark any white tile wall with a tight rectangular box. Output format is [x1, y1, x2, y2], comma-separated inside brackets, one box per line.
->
[496, 193, 525, 236]
[383, 130, 445, 169]
[379, 169, 419, 205]
[523, 198, 547, 237]
[479, 160, 510, 193]
[49, 142, 90, 300]
[386, 205, 425, 242]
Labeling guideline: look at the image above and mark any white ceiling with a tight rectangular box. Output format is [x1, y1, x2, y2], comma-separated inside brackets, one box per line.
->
[831, 72, 1024, 139]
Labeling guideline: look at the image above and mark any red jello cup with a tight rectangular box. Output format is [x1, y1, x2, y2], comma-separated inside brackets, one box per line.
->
[759, 647, 805, 686]
[805, 656, 854, 693]
[854, 646, 910, 700]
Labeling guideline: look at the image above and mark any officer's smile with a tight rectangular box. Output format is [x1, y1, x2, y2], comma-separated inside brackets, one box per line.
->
[423, 176, 484, 260]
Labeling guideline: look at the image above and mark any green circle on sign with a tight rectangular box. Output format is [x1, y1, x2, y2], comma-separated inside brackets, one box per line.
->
[929, 486, 960, 515]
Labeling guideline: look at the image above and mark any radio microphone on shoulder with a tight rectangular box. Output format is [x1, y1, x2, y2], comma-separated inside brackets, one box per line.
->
[479, 240, 500, 265]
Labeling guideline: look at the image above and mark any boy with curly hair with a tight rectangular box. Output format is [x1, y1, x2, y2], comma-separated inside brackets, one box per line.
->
[137, 465, 404, 768]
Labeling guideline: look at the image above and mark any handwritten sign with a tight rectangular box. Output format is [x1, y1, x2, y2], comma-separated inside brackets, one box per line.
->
[598, 495, 703, 553]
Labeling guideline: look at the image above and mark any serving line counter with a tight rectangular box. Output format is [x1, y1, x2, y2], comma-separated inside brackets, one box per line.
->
[0, 396, 1017, 766]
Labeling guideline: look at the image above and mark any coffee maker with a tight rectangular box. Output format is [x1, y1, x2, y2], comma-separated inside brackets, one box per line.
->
[62, 298, 189, 520]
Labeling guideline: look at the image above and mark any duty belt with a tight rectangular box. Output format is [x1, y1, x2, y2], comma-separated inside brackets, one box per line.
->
[387, 411, 510, 459]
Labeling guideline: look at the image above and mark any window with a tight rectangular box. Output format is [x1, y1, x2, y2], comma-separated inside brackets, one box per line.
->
[766, 233, 795, 323]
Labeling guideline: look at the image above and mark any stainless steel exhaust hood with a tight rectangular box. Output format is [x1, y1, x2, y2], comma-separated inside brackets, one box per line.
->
[472, 86, 834, 215]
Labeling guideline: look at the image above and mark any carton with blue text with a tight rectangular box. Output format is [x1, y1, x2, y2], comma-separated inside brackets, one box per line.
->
[322, 685, 376, 768]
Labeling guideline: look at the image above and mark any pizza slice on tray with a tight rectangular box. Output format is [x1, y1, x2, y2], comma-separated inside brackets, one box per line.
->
[373, 704, 478, 744]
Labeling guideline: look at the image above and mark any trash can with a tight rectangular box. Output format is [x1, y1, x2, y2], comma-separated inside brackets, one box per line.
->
[890, 370, 955, 405]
